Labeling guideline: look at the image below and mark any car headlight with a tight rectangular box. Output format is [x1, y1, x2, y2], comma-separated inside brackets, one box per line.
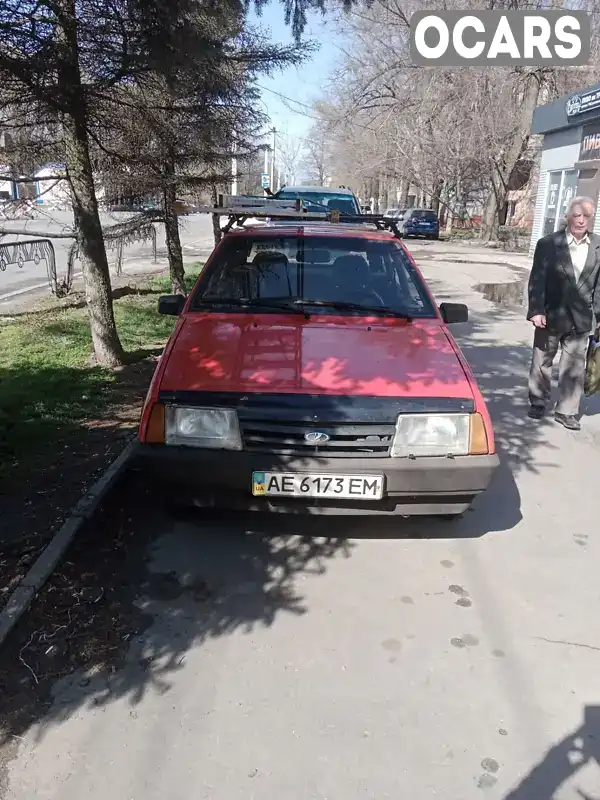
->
[165, 406, 242, 450]
[391, 413, 470, 458]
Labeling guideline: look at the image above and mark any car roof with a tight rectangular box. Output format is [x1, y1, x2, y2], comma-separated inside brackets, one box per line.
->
[278, 186, 356, 196]
[226, 221, 398, 241]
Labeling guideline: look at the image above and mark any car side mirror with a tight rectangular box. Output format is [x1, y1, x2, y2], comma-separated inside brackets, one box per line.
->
[158, 295, 186, 316]
[440, 302, 468, 324]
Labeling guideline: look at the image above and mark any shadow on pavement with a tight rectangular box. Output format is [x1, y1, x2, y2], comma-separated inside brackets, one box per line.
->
[504, 705, 600, 798]
[0, 285, 558, 755]
[0, 474, 354, 750]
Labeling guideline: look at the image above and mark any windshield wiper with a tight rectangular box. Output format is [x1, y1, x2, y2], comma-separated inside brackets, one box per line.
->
[194, 297, 309, 315]
[195, 297, 411, 320]
[290, 299, 412, 320]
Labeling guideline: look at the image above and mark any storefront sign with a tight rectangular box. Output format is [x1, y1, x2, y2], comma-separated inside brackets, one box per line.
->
[579, 121, 600, 161]
[566, 87, 600, 118]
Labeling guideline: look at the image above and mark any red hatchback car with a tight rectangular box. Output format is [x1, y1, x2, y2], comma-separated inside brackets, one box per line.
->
[134, 213, 499, 517]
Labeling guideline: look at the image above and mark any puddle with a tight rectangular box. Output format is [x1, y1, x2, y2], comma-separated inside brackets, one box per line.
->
[438, 257, 526, 269]
[474, 279, 527, 307]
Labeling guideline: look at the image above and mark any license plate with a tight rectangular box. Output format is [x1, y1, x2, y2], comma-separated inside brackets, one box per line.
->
[252, 472, 384, 500]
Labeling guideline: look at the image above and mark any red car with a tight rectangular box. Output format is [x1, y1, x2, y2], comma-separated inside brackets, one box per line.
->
[135, 212, 499, 517]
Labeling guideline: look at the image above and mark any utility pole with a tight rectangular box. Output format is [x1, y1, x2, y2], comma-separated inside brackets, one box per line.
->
[270, 127, 276, 191]
[231, 142, 237, 196]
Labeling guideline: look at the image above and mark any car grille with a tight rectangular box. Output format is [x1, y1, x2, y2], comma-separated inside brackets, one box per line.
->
[239, 420, 395, 458]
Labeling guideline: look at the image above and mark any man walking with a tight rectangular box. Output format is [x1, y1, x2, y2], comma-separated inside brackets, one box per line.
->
[527, 196, 600, 431]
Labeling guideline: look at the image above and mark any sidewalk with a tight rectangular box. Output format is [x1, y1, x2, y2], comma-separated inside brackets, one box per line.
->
[425, 239, 532, 272]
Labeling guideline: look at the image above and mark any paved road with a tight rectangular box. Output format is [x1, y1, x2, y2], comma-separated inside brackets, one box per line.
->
[5, 242, 600, 799]
[0, 210, 216, 307]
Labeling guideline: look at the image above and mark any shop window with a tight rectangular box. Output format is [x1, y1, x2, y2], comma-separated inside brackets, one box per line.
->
[543, 169, 578, 236]
[558, 171, 578, 223]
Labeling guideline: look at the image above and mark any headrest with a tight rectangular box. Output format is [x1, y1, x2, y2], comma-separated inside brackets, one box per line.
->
[297, 249, 331, 264]
[252, 251, 289, 265]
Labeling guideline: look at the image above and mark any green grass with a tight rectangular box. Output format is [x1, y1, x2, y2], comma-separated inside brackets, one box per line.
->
[0, 265, 202, 482]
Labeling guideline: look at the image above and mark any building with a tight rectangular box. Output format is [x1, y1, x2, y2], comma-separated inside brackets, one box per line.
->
[529, 82, 600, 255]
[0, 167, 17, 201]
[34, 164, 70, 207]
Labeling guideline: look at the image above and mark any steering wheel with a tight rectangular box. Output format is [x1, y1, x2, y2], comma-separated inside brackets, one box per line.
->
[341, 287, 386, 307]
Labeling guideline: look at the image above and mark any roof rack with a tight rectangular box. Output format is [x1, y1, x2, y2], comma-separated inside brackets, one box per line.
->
[197, 194, 403, 238]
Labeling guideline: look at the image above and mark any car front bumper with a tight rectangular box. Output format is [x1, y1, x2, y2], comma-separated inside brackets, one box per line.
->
[129, 444, 500, 516]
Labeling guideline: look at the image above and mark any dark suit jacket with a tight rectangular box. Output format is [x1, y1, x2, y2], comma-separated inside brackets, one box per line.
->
[527, 229, 600, 335]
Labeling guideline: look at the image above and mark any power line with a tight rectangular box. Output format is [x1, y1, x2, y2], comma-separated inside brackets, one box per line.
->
[256, 84, 322, 120]
[256, 83, 385, 134]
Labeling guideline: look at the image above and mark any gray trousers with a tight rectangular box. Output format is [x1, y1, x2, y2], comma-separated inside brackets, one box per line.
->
[528, 328, 590, 416]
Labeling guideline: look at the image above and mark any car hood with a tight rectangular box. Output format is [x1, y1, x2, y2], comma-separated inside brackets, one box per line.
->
[159, 314, 473, 398]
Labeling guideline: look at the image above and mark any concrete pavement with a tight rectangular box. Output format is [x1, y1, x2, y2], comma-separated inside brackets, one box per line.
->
[4, 240, 600, 799]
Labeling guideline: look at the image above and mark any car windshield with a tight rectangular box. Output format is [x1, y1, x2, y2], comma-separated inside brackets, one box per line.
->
[190, 234, 436, 318]
[276, 191, 359, 215]
[411, 210, 438, 221]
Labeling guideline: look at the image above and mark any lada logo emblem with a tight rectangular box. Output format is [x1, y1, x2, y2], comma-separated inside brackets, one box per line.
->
[304, 431, 330, 444]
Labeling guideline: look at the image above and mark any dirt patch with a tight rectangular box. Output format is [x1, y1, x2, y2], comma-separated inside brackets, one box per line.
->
[0, 356, 158, 613]
[0, 475, 160, 787]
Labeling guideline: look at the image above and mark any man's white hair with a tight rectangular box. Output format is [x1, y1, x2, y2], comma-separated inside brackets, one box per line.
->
[565, 195, 596, 219]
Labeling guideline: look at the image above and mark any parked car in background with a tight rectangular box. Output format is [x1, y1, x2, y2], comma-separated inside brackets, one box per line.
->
[273, 185, 361, 216]
[174, 199, 196, 216]
[400, 208, 440, 240]
[384, 208, 407, 221]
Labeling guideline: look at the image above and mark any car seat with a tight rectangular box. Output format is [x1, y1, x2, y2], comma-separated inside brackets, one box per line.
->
[251, 251, 294, 297]
[326, 254, 372, 303]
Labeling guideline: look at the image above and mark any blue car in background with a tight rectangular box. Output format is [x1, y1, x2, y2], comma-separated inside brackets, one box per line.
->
[400, 208, 440, 240]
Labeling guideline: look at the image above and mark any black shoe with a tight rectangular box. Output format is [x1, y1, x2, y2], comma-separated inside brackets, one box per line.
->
[528, 405, 545, 420]
[554, 413, 581, 431]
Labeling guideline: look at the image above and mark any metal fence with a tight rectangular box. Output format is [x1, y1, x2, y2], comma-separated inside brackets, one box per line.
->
[0, 215, 160, 298]
[0, 238, 59, 294]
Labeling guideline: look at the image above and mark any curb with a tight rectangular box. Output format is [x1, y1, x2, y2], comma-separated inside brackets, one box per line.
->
[0, 438, 137, 649]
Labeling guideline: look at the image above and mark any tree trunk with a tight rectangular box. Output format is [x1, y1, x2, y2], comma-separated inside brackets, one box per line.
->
[400, 179, 410, 207]
[481, 72, 541, 242]
[211, 184, 222, 247]
[445, 179, 455, 233]
[57, 0, 124, 367]
[163, 183, 186, 295]
[481, 187, 500, 242]
[431, 180, 444, 214]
